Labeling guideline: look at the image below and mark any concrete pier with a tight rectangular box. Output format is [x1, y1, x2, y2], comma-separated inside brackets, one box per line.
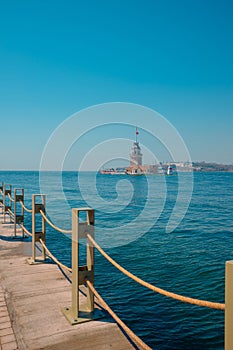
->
[0, 213, 136, 350]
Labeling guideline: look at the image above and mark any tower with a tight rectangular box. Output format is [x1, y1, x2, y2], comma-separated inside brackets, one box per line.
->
[130, 128, 143, 166]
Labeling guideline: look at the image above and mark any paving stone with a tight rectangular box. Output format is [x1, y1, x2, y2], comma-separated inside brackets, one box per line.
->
[1, 341, 18, 350]
[0, 322, 11, 331]
[0, 317, 10, 324]
[0, 327, 14, 337]
[1, 334, 16, 345]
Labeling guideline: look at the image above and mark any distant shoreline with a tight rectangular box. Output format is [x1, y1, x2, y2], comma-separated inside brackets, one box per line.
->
[0, 169, 233, 173]
[1, 161, 233, 173]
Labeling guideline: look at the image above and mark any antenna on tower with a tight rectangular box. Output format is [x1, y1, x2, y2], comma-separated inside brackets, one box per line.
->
[136, 127, 139, 142]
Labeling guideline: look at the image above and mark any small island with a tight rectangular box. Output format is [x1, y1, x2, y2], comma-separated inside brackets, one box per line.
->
[100, 129, 233, 175]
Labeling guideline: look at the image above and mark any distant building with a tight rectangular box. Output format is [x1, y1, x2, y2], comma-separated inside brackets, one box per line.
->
[101, 127, 195, 175]
[126, 128, 180, 175]
[126, 128, 143, 174]
[126, 128, 161, 175]
[130, 141, 143, 166]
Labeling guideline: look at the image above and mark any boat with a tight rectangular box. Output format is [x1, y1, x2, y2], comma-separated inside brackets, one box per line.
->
[167, 166, 173, 175]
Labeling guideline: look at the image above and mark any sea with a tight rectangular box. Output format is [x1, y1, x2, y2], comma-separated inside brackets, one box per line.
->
[1, 170, 233, 350]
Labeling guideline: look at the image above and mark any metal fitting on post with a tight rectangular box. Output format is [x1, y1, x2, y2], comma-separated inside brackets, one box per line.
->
[14, 188, 25, 237]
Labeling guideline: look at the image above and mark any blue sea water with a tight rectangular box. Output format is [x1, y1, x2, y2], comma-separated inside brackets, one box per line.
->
[1, 170, 233, 350]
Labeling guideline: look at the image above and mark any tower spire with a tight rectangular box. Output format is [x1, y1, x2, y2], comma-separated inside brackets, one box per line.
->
[130, 127, 142, 167]
[136, 127, 139, 142]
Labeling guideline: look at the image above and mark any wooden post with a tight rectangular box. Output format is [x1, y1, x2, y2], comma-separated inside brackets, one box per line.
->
[86, 209, 95, 312]
[62, 208, 102, 325]
[0, 182, 4, 213]
[3, 184, 12, 223]
[27, 194, 46, 264]
[225, 261, 233, 350]
[14, 188, 24, 237]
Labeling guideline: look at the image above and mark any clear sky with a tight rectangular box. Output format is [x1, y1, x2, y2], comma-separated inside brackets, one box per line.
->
[0, 0, 233, 170]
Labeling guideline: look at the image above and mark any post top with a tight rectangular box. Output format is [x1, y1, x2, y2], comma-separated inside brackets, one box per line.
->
[72, 207, 93, 212]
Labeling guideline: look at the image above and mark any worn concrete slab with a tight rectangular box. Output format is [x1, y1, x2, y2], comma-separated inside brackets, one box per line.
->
[0, 212, 137, 350]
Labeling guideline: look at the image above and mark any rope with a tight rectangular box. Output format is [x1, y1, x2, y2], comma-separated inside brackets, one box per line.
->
[87, 235, 225, 310]
[86, 280, 151, 350]
[39, 210, 72, 234]
[20, 224, 32, 237]
[39, 239, 72, 272]
[19, 201, 32, 213]
[7, 208, 14, 217]
[7, 193, 15, 202]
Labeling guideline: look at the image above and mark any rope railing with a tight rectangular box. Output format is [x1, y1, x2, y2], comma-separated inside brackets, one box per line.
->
[20, 224, 32, 237]
[19, 200, 32, 213]
[1, 191, 151, 349]
[39, 238, 72, 272]
[7, 193, 15, 202]
[32, 214, 150, 349]
[3, 208, 14, 225]
[0, 185, 227, 315]
[1, 182, 232, 347]
[7, 208, 14, 218]
[86, 280, 151, 350]
[39, 210, 72, 234]
[87, 234, 225, 310]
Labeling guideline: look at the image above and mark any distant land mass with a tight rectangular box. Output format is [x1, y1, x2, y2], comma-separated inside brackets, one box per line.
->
[99, 161, 233, 175]
[100, 131, 233, 174]
[99, 130, 233, 174]
[192, 161, 233, 172]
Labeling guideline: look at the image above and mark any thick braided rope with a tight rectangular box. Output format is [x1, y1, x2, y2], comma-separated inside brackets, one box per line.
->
[7, 208, 14, 217]
[20, 224, 32, 237]
[19, 201, 32, 213]
[39, 239, 72, 272]
[86, 280, 151, 350]
[40, 210, 72, 234]
[87, 235, 225, 310]
[7, 193, 15, 202]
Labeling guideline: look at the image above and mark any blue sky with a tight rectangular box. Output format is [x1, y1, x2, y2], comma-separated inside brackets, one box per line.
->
[0, 0, 233, 170]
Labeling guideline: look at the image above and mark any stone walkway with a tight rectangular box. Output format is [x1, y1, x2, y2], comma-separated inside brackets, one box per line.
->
[0, 286, 18, 350]
[0, 213, 136, 350]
